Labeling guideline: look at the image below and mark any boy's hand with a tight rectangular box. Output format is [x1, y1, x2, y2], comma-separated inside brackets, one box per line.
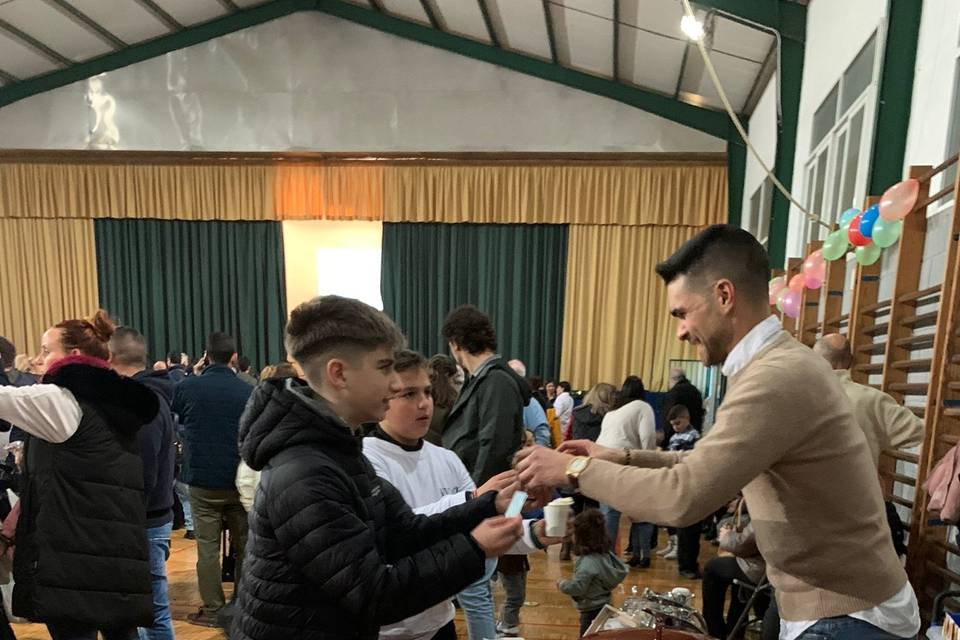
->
[471, 516, 523, 558]
[493, 481, 520, 515]
[476, 469, 518, 500]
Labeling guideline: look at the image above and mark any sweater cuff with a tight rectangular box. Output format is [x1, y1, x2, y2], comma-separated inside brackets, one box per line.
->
[475, 490, 499, 518]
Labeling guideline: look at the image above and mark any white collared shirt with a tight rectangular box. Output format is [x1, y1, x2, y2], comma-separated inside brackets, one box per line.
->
[720, 318, 919, 640]
[721, 315, 783, 378]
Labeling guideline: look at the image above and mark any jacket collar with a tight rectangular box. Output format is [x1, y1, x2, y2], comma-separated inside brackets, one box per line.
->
[448, 354, 503, 419]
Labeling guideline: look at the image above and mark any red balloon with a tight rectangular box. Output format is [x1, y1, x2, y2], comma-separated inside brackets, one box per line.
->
[848, 215, 870, 247]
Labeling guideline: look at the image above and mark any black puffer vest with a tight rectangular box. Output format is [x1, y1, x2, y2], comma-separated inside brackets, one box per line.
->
[13, 356, 158, 628]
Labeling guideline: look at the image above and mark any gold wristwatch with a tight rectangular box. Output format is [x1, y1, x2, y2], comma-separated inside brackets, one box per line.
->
[566, 456, 591, 488]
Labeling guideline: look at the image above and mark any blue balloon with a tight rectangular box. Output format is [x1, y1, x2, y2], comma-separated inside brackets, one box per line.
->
[838, 207, 860, 229]
[859, 204, 880, 238]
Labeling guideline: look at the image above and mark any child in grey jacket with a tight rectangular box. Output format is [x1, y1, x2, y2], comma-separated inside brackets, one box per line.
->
[559, 509, 629, 635]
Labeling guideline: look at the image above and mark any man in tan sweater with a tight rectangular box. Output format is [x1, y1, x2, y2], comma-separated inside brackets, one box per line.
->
[515, 225, 919, 640]
[813, 333, 924, 467]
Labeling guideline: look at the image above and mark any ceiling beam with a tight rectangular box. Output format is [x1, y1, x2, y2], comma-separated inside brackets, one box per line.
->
[44, 0, 127, 49]
[419, 0, 441, 30]
[477, 0, 500, 48]
[0, 18, 73, 67]
[612, 0, 619, 81]
[541, 0, 558, 64]
[742, 41, 776, 117]
[0, 68, 19, 85]
[217, 0, 240, 10]
[369, 0, 385, 12]
[0, 0, 313, 109]
[691, 0, 805, 42]
[132, 0, 184, 32]
[314, 0, 732, 139]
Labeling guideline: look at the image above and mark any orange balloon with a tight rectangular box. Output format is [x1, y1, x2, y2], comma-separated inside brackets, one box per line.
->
[788, 273, 806, 292]
[879, 179, 920, 222]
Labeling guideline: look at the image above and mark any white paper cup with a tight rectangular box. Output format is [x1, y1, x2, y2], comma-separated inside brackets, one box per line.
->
[544, 503, 570, 537]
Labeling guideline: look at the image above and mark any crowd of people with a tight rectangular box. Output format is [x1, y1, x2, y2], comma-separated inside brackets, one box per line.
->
[0, 224, 928, 640]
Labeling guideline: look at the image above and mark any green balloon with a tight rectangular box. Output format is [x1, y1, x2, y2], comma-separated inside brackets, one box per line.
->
[822, 230, 849, 261]
[855, 243, 882, 266]
[838, 207, 860, 229]
[872, 218, 902, 248]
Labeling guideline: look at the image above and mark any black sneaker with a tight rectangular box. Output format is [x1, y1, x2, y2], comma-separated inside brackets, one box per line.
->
[184, 530, 196, 540]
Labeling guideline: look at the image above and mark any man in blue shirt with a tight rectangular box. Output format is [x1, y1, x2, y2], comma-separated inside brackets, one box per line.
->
[172, 332, 253, 628]
[509, 359, 552, 447]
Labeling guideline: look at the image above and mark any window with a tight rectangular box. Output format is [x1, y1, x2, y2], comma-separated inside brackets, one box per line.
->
[939, 55, 960, 207]
[747, 178, 773, 247]
[802, 28, 882, 244]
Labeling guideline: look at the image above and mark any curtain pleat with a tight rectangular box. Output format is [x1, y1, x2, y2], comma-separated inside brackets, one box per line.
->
[383, 164, 727, 226]
[95, 219, 287, 369]
[274, 164, 384, 220]
[381, 223, 568, 378]
[0, 162, 276, 220]
[560, 224, 711, 391]
[0, 218, 99, 359]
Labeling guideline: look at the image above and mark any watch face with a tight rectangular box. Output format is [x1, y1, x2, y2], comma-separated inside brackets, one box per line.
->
[571, 457, 588, 474]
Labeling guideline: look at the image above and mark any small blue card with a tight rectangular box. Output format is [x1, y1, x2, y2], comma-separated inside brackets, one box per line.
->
[505, 491, 528, 517]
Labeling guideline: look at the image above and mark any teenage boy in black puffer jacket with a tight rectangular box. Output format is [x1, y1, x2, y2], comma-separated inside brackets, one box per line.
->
[232, 295, 524, 640]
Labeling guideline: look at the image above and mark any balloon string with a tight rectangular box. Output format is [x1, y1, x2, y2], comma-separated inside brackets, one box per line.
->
[679, 0, 833, 232]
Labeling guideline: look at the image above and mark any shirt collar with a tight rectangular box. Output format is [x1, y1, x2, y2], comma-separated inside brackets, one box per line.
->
[721, 315, 784, 378]
[834, 369, 852, 382]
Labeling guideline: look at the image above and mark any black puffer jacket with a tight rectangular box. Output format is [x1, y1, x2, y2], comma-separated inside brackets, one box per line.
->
[14, 356, 157, 628]
[232, 378, 496, 640]
[571, 405, 604, 442]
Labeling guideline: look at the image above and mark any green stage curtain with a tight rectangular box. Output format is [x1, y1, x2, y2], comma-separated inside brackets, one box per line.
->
[382, 223, 567, 378]
[95, 219, 287, 369]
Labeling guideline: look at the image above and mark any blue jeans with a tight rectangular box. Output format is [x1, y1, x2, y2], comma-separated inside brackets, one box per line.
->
[175, 481, 193, 530]
[138, 522, 174, 640]
[629, 522, 655, 558]
[600, 503, 621, 550]
[794, 617, 913, 639]
[458, 558, 497, 640]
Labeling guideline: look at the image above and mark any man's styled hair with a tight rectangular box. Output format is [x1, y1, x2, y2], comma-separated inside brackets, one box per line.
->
[441, 305, 497, 355]
[237, 355, 251, 372]
[655, 224, 770, 305]
[206, 332, 237, 364]
[394, 350, 427, 375]
[0, 337, 15, 370]
[285, 295, 405, 376]
[109, 327, 148, 368]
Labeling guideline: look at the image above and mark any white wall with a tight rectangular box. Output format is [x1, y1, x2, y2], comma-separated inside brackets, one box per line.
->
[741, 72, 778, 231]
[784, 0, 889, 259]
[0, 12, 724, 153]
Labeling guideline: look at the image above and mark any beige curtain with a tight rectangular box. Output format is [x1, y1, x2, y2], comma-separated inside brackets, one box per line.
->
[560, 224, 714, 391]
[0, 162, 276, 220]
[0, 218, 99, 358]
[274, 164, 384, 220]
[383, 163, 727, 226]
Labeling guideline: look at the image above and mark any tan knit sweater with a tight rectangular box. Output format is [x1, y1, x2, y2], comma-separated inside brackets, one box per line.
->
[578, 331, 906, 621]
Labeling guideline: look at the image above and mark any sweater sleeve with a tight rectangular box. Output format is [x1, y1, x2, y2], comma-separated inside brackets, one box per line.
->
[876, 392, 924, 452]
[558, 558, 594, 597]
[579, 366, 808, 527]
[0, 384, 81, 443]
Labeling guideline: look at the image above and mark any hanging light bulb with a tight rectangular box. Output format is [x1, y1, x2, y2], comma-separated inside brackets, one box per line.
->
[680, 14, 705, 41]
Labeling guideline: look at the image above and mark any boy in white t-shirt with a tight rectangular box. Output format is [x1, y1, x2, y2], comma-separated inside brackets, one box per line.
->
[363, 351, 557, 640]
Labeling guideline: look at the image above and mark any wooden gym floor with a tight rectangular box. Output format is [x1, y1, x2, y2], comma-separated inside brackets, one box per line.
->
[10, 526, 717, 639]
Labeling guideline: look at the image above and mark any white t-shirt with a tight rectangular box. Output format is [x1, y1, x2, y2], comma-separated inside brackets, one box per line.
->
[363, 434, 539, 640]
[554, 392, 574, 430]
[596, 399, 657, 451]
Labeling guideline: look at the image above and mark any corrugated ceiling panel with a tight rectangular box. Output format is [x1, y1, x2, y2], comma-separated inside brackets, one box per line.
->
[69, 0, 170, 44]
[155, 0, 227, 27]
[493, 0, 553, 60]
[686, 54, 760, 112]
[379, 0, 431, 25]
[0, 29, 60, 77]
[620, 28, 684, 95]
[0, 0, 113, 61]
[434, 0, 490, 42]
[555, 1, 613, 77]
[712, 16, 774, 64]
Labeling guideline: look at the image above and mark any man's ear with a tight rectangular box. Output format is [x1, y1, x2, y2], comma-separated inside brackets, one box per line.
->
[326, 357, 349, 391]
[714, 279, 736, 314]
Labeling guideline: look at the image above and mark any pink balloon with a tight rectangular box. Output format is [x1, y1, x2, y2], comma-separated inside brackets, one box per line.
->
[802, 249, 826, 283]
[879, 179, 920, 222]
[768, 276, 787, 305]
[804, 276, 823, 290]
[781, 289, 802, 318]
[788, 273, 806, 292]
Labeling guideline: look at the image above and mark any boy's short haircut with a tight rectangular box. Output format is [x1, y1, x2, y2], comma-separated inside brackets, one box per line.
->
[207, 332, 237, 364]
[285, 295, 406, 374]
[393, 350, 427, 375]
[668, 404, 691, 421]
[441, 305, 497, 355]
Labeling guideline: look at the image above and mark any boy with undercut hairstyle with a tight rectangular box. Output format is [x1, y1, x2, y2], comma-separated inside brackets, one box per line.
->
[233, 296, 523, 640]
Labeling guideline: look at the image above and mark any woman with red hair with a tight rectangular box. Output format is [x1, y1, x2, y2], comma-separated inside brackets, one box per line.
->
[0, 310, 157, 640]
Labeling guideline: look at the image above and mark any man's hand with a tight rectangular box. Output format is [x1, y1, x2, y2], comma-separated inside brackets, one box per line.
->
[533, 519, 563, 546]
[558, 440, 622, 463]
[471, 516, 523, 558]
[514, 445, 573, 490]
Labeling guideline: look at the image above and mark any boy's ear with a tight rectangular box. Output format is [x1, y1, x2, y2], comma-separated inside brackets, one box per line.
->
[325, 357, 349, 390]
